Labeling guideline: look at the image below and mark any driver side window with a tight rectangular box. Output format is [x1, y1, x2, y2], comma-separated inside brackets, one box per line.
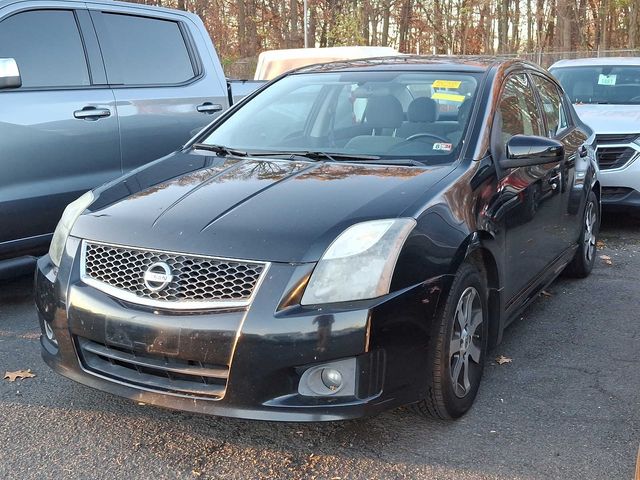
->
[532, 75, 569, 137]
[498, 74, 543, 147]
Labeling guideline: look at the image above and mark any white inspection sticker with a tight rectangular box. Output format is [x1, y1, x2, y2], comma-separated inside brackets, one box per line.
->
[598, 74, 617, 86]
[433, 142, 453, 151]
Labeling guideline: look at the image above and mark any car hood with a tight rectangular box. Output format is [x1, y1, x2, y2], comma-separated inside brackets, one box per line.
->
[73, 151, 454, 263]
[573, 104, 640, 135]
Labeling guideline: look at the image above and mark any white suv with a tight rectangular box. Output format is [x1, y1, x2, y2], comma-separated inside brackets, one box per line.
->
[550, 57, 640, 209]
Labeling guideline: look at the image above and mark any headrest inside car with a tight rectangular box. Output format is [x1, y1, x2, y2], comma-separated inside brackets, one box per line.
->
[407, 97, 437, 123]
[364, 95, 404, 129]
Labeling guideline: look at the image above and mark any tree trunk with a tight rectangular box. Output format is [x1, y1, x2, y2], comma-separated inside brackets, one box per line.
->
[289, 0, 298, 47]
[237, 0, 246, 56]
[308, 4, 317, 47]
[398, 0, 413, 52]
[630, 0, 638, 49]
[381, 0, 391, 45]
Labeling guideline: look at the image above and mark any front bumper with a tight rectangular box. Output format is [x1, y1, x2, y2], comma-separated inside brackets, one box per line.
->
[601, 187, 640, 209]
[36, 237, 447, 421]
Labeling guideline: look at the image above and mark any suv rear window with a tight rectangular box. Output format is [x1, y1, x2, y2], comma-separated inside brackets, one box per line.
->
[96, 13, 195, 86]
[0, 10, 90, 88]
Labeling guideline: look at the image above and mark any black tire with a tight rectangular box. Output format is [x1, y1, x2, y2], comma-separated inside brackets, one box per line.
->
[412, 262, 489, 419]
[564, 190, 599, 278]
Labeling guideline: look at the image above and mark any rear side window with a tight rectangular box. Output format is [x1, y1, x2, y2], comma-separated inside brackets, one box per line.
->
[497, 74, 543, 146]
[96, 13, 195, 86]
[0, 10, 90, 88]
[533, 75, 569, 137]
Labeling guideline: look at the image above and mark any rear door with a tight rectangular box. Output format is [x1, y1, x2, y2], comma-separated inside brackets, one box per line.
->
[88, 6, 229, 171]
[495, 73, 566, 304]
[0, 6, 120, 254]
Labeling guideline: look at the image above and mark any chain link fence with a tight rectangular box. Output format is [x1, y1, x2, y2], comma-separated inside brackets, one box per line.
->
[223, 57, 258, 80]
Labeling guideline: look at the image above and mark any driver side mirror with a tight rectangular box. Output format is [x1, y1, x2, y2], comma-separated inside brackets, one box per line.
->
[0, 58, 21, 90]
[499, 135, 564, 169]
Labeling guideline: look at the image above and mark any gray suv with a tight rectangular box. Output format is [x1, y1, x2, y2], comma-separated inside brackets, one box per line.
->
[0, 0, 261, 277]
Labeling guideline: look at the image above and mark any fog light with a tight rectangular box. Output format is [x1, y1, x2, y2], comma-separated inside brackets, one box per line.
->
[298, 358, 356, 397]
[321, 368, 343, 391]
[44, 321, 58, 346]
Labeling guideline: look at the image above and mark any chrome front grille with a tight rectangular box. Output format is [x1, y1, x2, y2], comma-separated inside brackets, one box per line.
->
[594, 134, 640, 170]
[596, 133, 639, 144]
[596, 146, 639, 170]
[81, 241, 268, 309]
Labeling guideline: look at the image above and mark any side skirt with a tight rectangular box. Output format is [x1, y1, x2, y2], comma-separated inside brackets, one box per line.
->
[502, 244, 578, 329]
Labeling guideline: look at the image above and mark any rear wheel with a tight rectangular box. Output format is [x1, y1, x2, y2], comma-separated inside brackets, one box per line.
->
[564, 190, 599, 278]
[412, 263, 488, 419]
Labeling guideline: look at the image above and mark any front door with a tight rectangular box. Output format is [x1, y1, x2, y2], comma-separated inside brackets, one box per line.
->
[531, 73, 586, 248]
[495, 73, 565, 304]
[0, 7, 121, 255]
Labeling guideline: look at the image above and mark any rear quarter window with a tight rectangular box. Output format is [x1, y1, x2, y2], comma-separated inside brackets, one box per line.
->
[94, 13, 195, 86]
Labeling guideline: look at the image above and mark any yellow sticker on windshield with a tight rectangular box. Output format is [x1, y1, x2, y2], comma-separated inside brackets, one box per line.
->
[432, 92, 466, 102]
[433, 80, 462, 89]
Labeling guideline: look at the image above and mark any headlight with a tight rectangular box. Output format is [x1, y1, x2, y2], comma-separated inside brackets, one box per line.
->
[301, 218, 416, 305]
[49, 191, 94, 267]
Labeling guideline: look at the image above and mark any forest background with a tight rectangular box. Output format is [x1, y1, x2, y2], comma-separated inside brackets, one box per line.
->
[129, 0, 640, 76]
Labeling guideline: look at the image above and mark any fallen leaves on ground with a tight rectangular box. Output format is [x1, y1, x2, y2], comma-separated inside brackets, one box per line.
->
[495, 355, 512, 365]
[596, 240, 606, 249]
[600, 254, 613, 265]
[3, 369, 36, 382]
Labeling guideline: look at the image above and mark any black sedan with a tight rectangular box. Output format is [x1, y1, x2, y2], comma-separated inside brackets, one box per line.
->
[35, 57, 600, 421]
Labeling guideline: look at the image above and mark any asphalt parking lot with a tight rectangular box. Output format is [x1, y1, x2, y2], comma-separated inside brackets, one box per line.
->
[1, 212, 638, 480]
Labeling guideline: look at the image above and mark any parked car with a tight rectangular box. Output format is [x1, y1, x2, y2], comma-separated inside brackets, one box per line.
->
[35, 57, 600, 422]
[550, 57, 640, 210]
[254, 46, 398, 80]
[0, 0, 263, 278]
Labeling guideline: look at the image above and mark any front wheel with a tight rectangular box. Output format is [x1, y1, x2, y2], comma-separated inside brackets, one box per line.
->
[564, 190, 599, 278]
[412, 263, 488, 419]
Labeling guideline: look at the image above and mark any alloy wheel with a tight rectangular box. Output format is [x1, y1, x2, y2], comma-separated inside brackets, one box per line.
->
[584, 201, 597, 263]
[449, 286, 483, 398]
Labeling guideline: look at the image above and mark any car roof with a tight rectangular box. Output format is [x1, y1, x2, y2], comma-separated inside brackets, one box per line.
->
[550, 57, 640, 68]
[293, 55, 540, 74]
[0, 0, 193, 16]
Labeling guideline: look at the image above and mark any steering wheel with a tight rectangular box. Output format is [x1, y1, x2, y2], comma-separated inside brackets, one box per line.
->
[631, 95, 640, 102]
[404, 133, 450, 143]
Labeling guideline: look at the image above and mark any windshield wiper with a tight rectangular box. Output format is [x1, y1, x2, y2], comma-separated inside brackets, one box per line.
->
[191, 143, 248, 157]
[190, 147, 419, 166]
[248, 150, 381, 162]
[362, 159, 427, 166]
[291, 152, 425, 166]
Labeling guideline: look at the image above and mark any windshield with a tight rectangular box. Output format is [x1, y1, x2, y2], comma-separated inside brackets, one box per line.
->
[201, 71, 481, 164]
[551, 65, 640, 105]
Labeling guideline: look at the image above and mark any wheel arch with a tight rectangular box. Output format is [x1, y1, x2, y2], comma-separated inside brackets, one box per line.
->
[593, 180, 601, 206]
[450, 231, 503, 348]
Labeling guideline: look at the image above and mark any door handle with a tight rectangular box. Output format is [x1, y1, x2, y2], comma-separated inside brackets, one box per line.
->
[578, 145, 588, 158]
[549, 173, 562, 190]
[74, 107, 111, 120]
[197, 102, 223, 114]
